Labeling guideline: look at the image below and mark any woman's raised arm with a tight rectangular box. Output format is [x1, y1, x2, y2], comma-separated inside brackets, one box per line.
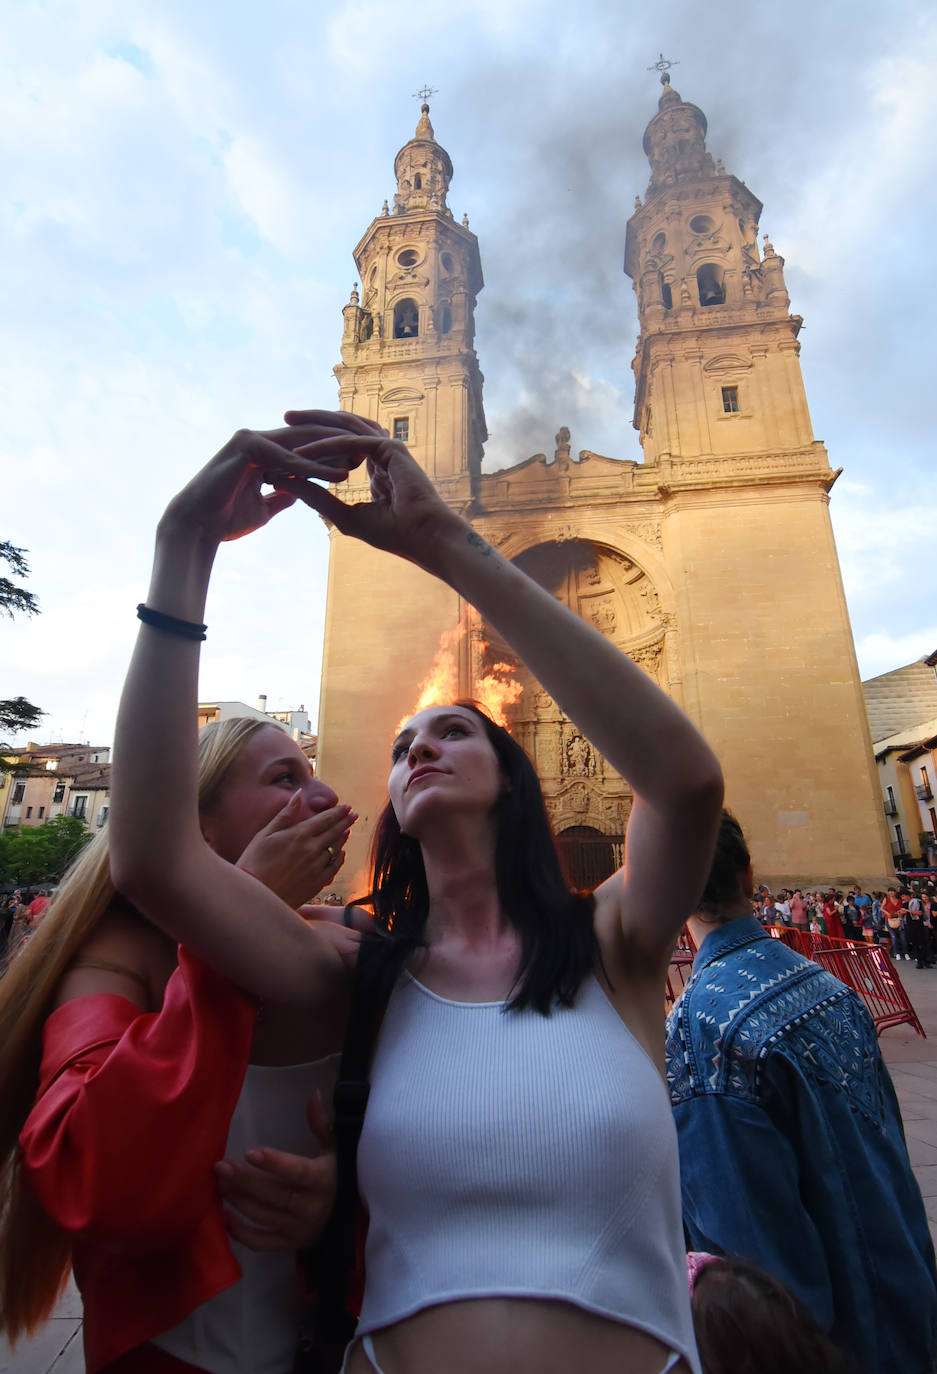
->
[283, 418, 724, 971]
[109, 417, 378, 1001]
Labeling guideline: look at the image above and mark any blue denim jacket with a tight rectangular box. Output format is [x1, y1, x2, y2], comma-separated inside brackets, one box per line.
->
[666, 916, 937, 1374]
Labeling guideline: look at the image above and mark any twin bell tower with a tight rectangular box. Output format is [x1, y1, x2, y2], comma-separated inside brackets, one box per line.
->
[316, 78, 891, 895]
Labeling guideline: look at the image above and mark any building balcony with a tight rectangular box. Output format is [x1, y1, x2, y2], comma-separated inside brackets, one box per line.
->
[915, 783, 934, 801]
[883, 800, 898, 816]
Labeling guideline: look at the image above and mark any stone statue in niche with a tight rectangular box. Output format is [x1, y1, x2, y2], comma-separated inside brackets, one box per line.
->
[565, 733, 596, 777]
[568, 782, 591, 814]
[582, 564, 602, 587]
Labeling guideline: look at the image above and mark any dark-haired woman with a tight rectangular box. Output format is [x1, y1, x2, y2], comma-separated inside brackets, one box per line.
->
[109, 411, 724, 1374]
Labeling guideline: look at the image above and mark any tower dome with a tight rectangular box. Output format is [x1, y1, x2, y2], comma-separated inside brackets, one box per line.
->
[393, 103, 454, 214]
[641, 73, 715, 194]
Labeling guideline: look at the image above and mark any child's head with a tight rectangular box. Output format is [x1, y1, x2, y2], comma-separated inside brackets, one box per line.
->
[689, 1253, 849, 1373]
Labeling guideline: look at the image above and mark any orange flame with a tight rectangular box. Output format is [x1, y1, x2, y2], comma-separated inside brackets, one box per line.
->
[397, 627, 462, 732]
[474, 654, 524, 727]
[397, 628, 524, 730]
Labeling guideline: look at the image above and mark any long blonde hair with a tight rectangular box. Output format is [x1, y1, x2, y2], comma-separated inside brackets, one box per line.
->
[0, 716, 274, 1342]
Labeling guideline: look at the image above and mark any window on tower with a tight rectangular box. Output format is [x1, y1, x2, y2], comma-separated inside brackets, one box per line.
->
[721, 386, 740, 414]
[393, 417, 410, 442]
[440, 305, 452, 334]
[393, 299, 419, 338]
[414, 173, 422, 189]
[659, 274, 673, 310]
[697, 263, 725, 307]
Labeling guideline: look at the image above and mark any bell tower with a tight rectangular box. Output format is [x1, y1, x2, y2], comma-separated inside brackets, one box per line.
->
[334, 101, 487, 487]
[625, 71, 810, 465]
[619, 71, 891, 883]
[317, 104, 484, 892]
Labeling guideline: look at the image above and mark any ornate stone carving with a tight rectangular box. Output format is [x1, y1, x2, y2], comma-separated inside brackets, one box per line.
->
[588, 599, 617, 633]
[638, 582, 660, 615]
[619, 521, 663, 550]
[630, 639, 664, 682]
[565, 733, 597, 778]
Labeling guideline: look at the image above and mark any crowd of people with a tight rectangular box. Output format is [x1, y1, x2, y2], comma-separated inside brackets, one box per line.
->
[0, 888, 51, 965]
[0, 410, 933, 1374]
[754, 883, 937, 967]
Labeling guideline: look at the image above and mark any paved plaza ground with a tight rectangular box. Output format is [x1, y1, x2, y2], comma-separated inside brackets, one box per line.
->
[4, 961, 937, 1374]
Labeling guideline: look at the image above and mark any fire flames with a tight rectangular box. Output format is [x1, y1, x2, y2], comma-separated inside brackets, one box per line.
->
[398, 626, 523, 730]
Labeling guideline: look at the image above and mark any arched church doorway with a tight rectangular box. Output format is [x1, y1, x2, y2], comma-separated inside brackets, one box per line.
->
[557, 825, 623, 891]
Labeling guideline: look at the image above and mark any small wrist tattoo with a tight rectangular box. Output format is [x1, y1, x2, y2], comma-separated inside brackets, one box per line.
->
[466, 531, 493, 557]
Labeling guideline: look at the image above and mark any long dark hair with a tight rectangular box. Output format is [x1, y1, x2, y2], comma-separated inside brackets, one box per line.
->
[366, 702, 598, 1015]
[692, 1256, 850, 1374]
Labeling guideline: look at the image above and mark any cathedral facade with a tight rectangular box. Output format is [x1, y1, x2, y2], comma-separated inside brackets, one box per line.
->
[316, 81, 891, 894]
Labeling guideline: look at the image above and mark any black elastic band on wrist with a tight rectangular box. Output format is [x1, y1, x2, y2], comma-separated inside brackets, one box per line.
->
[136, 603, 207, 641]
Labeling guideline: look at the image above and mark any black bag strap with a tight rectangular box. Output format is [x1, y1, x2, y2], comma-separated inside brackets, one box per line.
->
[297, 926, 400, 1368]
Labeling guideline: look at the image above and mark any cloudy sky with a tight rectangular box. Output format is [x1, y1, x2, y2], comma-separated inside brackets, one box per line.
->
[3, 0, 936, 749]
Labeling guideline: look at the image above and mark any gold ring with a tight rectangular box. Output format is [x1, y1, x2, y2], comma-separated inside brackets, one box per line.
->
[327, 845, 335, 860]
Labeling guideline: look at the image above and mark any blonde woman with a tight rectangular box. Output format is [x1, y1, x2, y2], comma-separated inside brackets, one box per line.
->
[0, 712, 358, 1374]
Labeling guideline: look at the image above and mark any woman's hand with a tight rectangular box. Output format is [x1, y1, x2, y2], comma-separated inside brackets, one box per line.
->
[280, 409, 463, 570]
[159, 413, 384, 548]
[215, 1092, 336, 1251]
[236, 794, 356, 910]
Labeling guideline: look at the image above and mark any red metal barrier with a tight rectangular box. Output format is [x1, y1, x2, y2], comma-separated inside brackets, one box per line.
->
[666, 925, 925, 1038]
[812, 942, 925, 1038]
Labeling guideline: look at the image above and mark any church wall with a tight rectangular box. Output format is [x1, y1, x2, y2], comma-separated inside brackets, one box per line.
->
[316, 531, 462, 896]
[663, 484, 892, 885]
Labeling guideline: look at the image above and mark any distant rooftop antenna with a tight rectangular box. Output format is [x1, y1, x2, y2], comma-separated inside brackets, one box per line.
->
[648, 53, 679, 83]
[412, 85, 438, 105]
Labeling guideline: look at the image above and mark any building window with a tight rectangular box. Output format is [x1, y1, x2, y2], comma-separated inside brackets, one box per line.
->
[659, 274, 672, 310]
[929, 807, 937, 833]
[697, 263, 725, 306]
[97, 806, 110, 828]
[895, 823, 905, 853]
[440, 305, 452, 334]
[413, 173, 422, 190]
[721, 386, 740, 414]
[885, 785, 897, 815]
[393, 299, 419, 338]
[53, 780, 65, 803]
[393, 417, 410, 442]
[26, 806, 32, 818]
[72, 796, 88, 820]
[38, 806, 45, 819]
[12, 782, 25, 804]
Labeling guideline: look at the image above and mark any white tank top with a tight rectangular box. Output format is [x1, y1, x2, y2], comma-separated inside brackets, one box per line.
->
[356, 972, 700, 1372]
[152, 1054, 340, 1374]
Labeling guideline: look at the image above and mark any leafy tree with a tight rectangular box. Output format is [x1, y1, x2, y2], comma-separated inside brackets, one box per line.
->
[0, 541, 40, 620]
[0, 815, 91, 887]
[0, 541, 44, 771]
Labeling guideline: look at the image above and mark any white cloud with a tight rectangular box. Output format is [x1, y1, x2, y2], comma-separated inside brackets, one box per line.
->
[778, 17, 937, 275]
[855, 630, 937, 682]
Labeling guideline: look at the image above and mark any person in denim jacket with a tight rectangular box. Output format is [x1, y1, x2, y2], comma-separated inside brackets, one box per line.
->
[666, 811, 937, 1374]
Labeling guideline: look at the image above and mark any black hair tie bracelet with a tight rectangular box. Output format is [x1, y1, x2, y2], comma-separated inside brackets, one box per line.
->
[136, 603, 207, 641]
